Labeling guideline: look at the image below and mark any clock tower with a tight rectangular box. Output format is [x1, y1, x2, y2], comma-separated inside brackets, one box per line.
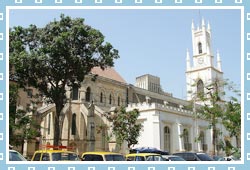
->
[186, 18, 223, 104]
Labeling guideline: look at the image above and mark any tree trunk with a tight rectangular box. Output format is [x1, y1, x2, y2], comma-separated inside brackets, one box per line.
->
[53, 102, 64, 147]
[53, 111, 60, 147]
[212, 124, 216, 156]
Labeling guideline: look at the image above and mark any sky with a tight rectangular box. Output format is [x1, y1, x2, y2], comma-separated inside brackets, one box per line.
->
[9, 8, 241, 100]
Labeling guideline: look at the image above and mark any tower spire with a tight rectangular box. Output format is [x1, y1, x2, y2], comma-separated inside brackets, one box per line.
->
[207, 21, 211, 31]
[186, 48, 191, 71]
[192, 19, 195, 30]
[217, 50, 222, 71]
[202, 17, 205, 28]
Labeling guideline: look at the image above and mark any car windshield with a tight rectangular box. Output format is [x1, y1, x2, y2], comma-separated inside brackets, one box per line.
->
[146, 155, 164, 161]
[9, 151, 27, 161]
[197, 153, 214, 161]
[52, 152, 79, 161]
[104, 154, 125, 161]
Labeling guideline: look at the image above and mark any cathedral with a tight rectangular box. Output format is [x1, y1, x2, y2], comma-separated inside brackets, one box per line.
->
[19, 18, 236, 158]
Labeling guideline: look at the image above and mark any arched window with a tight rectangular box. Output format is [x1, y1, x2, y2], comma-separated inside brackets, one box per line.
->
[198, 42, 202, 54]
[183, 128, 190, 151]
[109, 94, 112, 105]
[71, 113, 76, 135]
[199, 131, 206, 151]
[117, 96, 120, 106]
[48, 114, 51, 135]
[72, 84, 79, 100]
[164, 126, 171, 152]
[100, 92, 103, 103]
[86, 87, 91, 102]
[214, 129, 220, 151]
[197, 79, 204, 98]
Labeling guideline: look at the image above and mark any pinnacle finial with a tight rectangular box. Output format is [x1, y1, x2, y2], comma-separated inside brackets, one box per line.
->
[207, 21, 211, 30]
[186, 48, 190, 59]
[186, 48, 191, 70]
[202, 17, 205, 27]
[217, 50, 222, 71]
[192, 19, 195, 30]
[217, 50, 221, 61]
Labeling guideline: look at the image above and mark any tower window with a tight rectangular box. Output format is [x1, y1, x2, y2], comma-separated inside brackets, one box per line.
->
[197, 79, 204, 98]
[198, 42, 202, 54]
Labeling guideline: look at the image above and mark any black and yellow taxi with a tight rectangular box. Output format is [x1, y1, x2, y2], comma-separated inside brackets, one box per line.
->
[81, 151, 125, 161]
[31, 150, 80, 161]
[125, 153, 164, 161]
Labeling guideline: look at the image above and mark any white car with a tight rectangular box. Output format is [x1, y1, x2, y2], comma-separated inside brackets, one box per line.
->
[9, 149, 27, 161]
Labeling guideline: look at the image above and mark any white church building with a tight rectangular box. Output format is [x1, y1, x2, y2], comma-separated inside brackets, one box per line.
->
[126, 18, 230, 155]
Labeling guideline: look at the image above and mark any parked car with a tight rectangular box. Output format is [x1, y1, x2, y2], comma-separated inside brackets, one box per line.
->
[130, 147, 169, 155]
[9, 149, 27, 161]
[173, 152, 214, 161]
[212, 155, 225, 161]
[31, 150, 80, 161]
[162, 155, 186, 161]
[126, 153, 164, 161]
[224, 156, 240, 161]
[81, 152, 125, 161]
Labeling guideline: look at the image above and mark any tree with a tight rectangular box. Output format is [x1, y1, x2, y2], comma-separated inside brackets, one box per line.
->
[9, 14, 119, 146]
[107, 107, 142, 150]
[196, 78, 241, 156]
[222, 79, 241, 155]
[9, 83, 19, 141]
[9, 83, 40, 150]
[223, 97, 241, 149]
[196, 78, 225, 156]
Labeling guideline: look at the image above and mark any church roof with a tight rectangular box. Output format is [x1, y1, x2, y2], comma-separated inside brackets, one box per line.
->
[91, 67, 126, 83]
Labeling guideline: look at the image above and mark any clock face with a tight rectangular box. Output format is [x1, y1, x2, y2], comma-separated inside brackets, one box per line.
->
[198, 57, 204, 64]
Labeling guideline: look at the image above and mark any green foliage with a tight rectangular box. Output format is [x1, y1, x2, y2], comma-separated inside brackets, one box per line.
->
[10, 14, 119, 146]
[191, 78, 241, 155]
[189, 78, 225, 155]
[9, 83, 40, 147]
[107, 107, 142, 149]
[223, 98, 241, 148]
[198, 79, 225, 128]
